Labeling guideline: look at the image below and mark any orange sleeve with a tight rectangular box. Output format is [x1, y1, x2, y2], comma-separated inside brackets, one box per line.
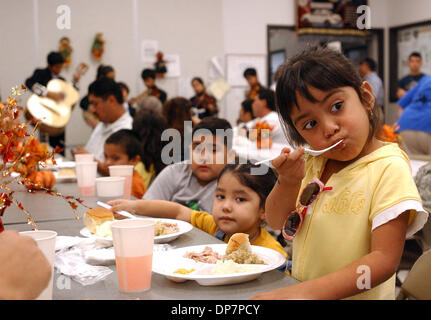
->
[131, 170, 146, 199]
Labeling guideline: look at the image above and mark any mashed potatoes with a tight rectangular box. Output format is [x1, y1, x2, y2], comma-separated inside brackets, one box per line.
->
[212, 260, 262, 275]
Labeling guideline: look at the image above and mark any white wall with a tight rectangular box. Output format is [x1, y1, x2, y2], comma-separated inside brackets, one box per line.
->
[0, 0, 224, 151]
[1, 0, 430, 151]
[221, 0, 293, 126]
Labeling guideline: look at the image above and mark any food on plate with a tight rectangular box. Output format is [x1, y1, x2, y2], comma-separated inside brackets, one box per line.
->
[154, 221, 180, 236]
[174, 268, 196, 274]
[212, 260, 262, 275]
[184, 246, 223, 264]
[83, 207, 114, 237]
[224, 233, 265, 264]
[57, 168, 76, 177]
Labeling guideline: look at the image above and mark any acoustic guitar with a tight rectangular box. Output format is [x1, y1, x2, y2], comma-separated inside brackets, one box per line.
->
[25, 63, 88, 136]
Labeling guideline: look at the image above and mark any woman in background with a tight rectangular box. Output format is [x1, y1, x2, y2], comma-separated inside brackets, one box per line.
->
[132, 108, 168, 188]
[190, 77, 218, 120]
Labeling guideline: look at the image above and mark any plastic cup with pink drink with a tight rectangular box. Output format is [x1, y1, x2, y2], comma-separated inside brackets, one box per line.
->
[111, 219, 155, 292]
[75, 161, 97, 196]
[109, 165, 134, 199]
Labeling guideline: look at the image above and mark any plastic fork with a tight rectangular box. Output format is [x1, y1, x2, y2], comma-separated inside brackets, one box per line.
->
[254, 140, 343, 165]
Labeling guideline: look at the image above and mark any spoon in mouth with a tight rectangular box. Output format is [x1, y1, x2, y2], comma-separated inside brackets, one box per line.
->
[254, 140, 343, 165]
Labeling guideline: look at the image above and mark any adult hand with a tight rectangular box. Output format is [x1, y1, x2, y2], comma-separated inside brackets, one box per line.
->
[0, 230, 52, 300]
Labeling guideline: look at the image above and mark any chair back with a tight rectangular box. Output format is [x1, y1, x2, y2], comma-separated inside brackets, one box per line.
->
[397, 248, 431, 299]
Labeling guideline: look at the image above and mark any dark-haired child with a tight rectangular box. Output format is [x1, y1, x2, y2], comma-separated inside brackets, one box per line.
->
[132, 109, 168, 189]
[109, 162, 287, 258]
[143, 117, 235, 213]
[252, 45, 428, 300]
[103, 129, 146, 199]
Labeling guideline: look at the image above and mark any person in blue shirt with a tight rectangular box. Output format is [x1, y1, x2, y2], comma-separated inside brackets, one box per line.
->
[397, 74, 431, 155]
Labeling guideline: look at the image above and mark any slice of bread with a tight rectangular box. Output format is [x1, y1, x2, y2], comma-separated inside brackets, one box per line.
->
[226, 233, 252, 255]
[83, 207, 114, 235]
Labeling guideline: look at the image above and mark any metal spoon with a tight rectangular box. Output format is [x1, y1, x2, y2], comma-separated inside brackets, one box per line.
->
[254, 140, 343, 165]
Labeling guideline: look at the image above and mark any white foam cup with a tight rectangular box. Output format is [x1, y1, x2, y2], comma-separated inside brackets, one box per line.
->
[96, 176, 125, 198]
[19, 230, 57, 300]
[74, 153, 94, 163]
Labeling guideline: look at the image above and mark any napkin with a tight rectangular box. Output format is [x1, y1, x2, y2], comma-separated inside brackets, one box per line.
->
[54, 237, 114, 286]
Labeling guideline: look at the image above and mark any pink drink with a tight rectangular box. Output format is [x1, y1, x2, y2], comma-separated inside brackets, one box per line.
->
[115, 255, 153, 292]
[78, 185, 95, 196]
[123, 175, 132, 199]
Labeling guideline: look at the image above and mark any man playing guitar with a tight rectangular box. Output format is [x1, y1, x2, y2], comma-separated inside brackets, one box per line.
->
[25, 51, 83, 154]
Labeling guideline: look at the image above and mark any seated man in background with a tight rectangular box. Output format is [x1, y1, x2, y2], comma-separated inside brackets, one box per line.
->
[246, 88, 290, 145]
[72, 78, 133, 175]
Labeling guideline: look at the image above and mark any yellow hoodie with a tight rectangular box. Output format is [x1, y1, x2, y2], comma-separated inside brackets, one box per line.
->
[292, 142, 428, 300]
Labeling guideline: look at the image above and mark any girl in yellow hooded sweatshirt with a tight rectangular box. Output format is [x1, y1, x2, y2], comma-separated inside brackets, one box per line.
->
[252, 45, 428, 300]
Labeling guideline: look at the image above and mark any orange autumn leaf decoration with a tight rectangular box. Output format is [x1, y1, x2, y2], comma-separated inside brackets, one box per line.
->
[377, 124, 402, 144]
[251, 121, 274, 149]
[0, 86, 88, 231]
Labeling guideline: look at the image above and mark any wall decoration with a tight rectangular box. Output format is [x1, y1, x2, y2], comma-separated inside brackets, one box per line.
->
[59, 37, 72, 67]
[296, 0, 368, 40]
[154, 51, 167, 78]
[91, 33, 105, 61]
[141, 40, 159, 63]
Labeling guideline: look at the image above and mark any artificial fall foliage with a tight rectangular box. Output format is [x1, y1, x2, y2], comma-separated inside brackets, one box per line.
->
[0, 85, 86, 231]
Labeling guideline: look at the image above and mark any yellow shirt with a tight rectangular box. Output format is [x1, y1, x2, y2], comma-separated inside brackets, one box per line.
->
[134, 161, 155, 190]
[190, 210, 287, 258]
[292, 142, 427, 300]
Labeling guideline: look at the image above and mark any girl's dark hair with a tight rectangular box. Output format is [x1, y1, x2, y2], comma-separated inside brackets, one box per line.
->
[105, 129, 141, 160]
[163, 97, 192, 137]
[218, 162, 277, 209]
[276, 45, 382, 147]
[96, 65, 115, 79]
[132, 109, 168, 175]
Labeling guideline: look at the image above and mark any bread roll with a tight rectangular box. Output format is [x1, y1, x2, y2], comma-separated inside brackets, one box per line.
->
[226, 233, 252, 255]
[83, 207, 114, 235]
